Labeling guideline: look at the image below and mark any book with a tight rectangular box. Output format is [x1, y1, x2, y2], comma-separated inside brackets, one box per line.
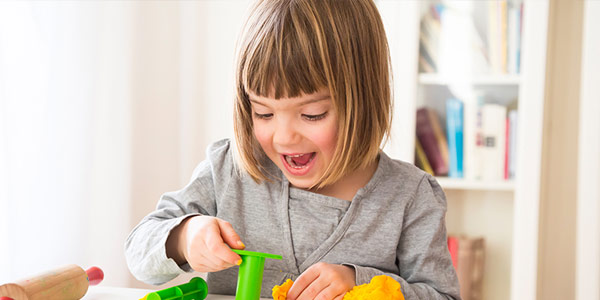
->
[419, 45, 437, 73]
[419, 55, 436, 73]
[415, 138, 434, 175]
[448, 235, 485, 300]
[508, 110, 518, 179]
[507, 2, 522, 74]
[430, 108, 450, 172]
[488, 1, 499, 73]
[463, 96, 484, 180]
[499, 1, 508, 73]
[504, 116, 510, 179]
[447, 236, 459, 268]
[517, 3, 523, 73]
[416, 108, 449, 176]
[458, 237, 485, 300]
[488, 1, 508, 74]
[446, 98, 464, 178]
[419, 5, 441, 73]
[480, 103, 507, 181]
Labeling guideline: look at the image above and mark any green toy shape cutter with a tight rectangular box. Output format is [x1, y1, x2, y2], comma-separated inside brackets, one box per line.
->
[232, 249, 282, 300]
[140, 277, 208, 300]
[138, 250, 281, 300]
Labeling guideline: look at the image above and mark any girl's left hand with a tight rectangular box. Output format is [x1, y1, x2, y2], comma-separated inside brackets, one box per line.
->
[286, 262, 356, 300]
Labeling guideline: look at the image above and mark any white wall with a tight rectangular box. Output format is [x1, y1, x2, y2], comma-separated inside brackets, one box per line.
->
[0, 1, 135, 286]
[0, 0, 251, 288]
[377, 1, 419, 162]
[576, 1, 600, 299]
[127, 0, 251, 288]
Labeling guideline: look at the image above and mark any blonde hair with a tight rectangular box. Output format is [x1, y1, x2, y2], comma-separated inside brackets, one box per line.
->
[233, 0, 392, 189]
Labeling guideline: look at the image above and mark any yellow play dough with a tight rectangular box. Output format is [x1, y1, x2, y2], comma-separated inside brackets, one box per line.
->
[271, 275, 404, 300]
[272, 279, 294, 300]
[343, 275, 405, 300]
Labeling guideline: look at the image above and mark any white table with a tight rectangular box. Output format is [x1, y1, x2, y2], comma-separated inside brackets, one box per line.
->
[84, 286, 270, 300]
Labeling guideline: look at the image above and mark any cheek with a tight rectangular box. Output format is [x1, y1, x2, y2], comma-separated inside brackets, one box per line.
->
[253, 124, 272, 151]
[310, 120, 338, 155]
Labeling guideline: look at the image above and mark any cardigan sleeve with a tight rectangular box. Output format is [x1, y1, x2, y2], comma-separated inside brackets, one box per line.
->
[345, 174, 461, 300]
[124, 139, 234, 285]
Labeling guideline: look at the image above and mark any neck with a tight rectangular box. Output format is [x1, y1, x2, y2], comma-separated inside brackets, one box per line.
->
[309, 156, 379, 201]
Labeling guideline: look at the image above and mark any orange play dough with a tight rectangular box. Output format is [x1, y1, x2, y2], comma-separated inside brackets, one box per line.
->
[272, 279, 294, 300]
[343, 275, 405, 300]
[271, 275, 404, 300]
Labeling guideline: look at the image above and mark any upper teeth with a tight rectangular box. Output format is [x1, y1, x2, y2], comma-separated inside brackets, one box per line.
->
[288, 154, 305, 157]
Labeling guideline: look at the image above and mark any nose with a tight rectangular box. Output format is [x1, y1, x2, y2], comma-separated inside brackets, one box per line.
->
[273, 117, 301, 147]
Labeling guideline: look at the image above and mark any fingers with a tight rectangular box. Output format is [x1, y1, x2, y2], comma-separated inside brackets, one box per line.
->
[291, 277, 342, 300]
[313, 286, 339, 300]
[287, 263, 356, 300]
[191, 250, 233, 272]
[302, 281, 333, 300]
[286, 265, 319, 299]
[187, 236, 235, 272]
[204, 221, 242, 266]
[185, 216, 244, 272]
[218, 219, 246, 250]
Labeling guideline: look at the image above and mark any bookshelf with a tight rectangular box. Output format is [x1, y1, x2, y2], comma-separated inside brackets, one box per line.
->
[436, 177, 515, 192]
[378, 1, 549, 300]
[418, 73, 521, 86]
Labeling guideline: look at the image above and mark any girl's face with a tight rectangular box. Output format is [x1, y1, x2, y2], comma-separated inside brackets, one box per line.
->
[249, 88, 338, 189]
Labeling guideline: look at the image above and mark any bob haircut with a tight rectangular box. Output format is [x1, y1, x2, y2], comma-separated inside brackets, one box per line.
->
[233, 0, 392, 189]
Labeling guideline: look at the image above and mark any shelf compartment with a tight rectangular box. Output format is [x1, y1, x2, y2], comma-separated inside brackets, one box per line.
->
[435, 177, 515, 191]
[418, 73, 521, 86]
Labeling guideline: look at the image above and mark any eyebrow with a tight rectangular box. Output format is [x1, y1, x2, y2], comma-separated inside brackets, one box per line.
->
[249, 94, 331, 107]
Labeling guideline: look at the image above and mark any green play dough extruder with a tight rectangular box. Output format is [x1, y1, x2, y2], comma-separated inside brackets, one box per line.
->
[139, 249, 282, 300]
[232, 249, 282, 300]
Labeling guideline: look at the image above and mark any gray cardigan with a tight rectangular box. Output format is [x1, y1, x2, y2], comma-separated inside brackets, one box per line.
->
[125, 139, 460, 299]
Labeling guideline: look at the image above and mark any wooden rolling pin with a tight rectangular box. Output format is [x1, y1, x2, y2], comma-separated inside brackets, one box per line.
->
[0, 264, 103, 300]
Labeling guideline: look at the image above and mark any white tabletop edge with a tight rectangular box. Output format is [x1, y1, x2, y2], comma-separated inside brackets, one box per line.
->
[84, 286, 270, 300]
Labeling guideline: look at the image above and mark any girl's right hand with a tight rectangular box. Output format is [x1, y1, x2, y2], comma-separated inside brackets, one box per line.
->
[167, 215, 245, 272]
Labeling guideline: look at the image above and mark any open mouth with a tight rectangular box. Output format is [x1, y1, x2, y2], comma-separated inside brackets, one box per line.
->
[283, 152, 316, 169]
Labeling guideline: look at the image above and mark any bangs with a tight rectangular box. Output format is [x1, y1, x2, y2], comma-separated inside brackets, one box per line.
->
[240, 1, 329, 99]
[235, 0, 392, 189]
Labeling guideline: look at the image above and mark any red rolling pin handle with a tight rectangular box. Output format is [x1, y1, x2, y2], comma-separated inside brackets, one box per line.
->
[86, 266, 104, 286]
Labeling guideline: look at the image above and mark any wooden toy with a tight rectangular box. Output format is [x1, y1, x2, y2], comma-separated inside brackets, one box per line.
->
[0, 264, 104, 300]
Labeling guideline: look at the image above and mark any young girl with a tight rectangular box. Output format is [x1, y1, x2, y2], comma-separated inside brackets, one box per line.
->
[125, 0, 460, 299]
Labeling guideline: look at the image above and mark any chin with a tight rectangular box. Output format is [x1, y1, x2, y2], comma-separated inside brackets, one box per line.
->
[287, 177, 317, 189]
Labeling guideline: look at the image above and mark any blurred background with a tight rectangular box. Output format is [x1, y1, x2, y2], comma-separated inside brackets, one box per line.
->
[0, 0, 247, 290]
[0, 1, 598, 300]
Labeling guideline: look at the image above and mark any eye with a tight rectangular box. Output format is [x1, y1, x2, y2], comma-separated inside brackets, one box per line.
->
[253, 112, 273, 120]
[302, 112, 328, 121]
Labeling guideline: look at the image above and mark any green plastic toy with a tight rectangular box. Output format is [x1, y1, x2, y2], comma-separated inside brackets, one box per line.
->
[140, 277, 208, 300]
[232, 249, 282, 300]
[139, 249, 282, 300]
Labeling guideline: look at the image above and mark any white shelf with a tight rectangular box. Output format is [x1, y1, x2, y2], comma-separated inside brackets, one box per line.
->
[435, 177, 515, 191]
[381, 1, 548, 299]
[418, 73, 521, 86]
